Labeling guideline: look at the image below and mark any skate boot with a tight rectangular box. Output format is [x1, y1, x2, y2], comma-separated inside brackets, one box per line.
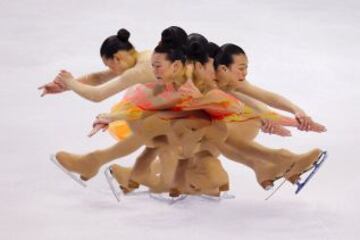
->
[254, 159, 294, 191]
[285, 148, 323, 184]
[51, 151, 102, 187]
[219, 183, 230, 192]
[110, 164, 138, 193]
[104, 164, 140, 202]
[285, 149, 327, 194]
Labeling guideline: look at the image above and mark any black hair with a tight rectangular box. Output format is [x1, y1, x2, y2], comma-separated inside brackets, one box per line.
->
[214, 43, 246, 69]
[186, 33, 209, 64]
[207, 42, 220, 59]
[100, 28, 134, 59]
[186, 34, 220, 65]
[154, 26, 188, 64]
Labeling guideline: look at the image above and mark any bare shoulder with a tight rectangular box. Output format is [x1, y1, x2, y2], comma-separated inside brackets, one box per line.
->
[137, 50, 152, 63]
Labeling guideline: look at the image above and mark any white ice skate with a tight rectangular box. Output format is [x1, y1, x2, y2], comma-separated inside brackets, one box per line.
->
[50, 154, 87, 187]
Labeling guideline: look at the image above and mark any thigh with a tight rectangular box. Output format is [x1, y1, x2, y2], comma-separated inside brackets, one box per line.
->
[226, 119, 261, 142]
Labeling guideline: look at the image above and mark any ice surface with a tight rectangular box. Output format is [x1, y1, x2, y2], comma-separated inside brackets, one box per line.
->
[1, 0, 359, 239]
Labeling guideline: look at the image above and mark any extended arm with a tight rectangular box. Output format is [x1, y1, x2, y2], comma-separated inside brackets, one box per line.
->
[38, 69, 118, 97]
[77, 70, 118, 86]
[229, 90, 270, 114]
[234, 80, 304, 115]
[57, 64, 155, 102]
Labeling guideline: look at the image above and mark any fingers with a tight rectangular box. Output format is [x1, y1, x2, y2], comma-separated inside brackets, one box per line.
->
[263, 120, 275, 134]
[261, 120, 292, 137]
[38, 84, 47, 90]
[278, 127, 292, 137]
[88, 127, 100, 137]
[304, 117, 312, 131]
[309, 121, 327, 133]
[297, 116, 310, 131]
[59, 70, 73, 79]
[261, 120, 272, 134]
[297, 116, 323, 132]
[88, 123, 107, 137]
[272, 124, 292, 137]
[53, 78, 66, 88]
[269, 125, 274, 134]
[40, 89, 48, 97]
[39, 70, 72, 97]
[296, 115, 327, 133]
[38, 80, 67, 97]
[102, 124, 109, 132]
[92, 119, 106, 128]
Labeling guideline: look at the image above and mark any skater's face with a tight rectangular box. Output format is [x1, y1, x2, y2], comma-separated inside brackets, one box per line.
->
[215, 65, 236, 88]
[102, 50, 136, 74]
[151, 52, 183, 83]
[228, 54, 248, 82]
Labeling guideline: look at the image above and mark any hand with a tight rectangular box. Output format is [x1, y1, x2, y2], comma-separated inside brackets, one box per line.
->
[261, 119, 292, 137]
[88, 123, 108, 137]
[302, 119, 327, 133]
[88, 113, 112, 137]
[53, 70, 75, 89]
[38, 81, 67, 97]
[295, 111, 313, 131]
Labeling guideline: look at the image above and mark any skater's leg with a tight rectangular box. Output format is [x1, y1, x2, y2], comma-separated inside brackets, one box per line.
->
[55, 134, 144, 180]
[226, 120, 261, 142]
[220, 139, 298, 188]
[186, 152, 229, 196]
[221, 121, 296, 189]
[152, 145, 178, 192]
[92, 134, 144, 165]
[110, 158, 163, 193]
[128, 147, 160, 187]
[169, 158, 191, 197]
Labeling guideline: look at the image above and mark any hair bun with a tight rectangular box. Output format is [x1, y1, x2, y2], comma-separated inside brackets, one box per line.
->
[160, 26, 187, 49]
[117, 28, 130, 42]
[161, 28, 177, 48]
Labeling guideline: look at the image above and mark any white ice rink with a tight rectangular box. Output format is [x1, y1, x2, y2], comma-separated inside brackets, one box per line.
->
[1, 0, 359, 239]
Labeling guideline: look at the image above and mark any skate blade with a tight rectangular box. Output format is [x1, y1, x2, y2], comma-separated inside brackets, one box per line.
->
[295, 151, 328, 194]
[264, 178, 287, 200]
[104, 167, 122, 202]
[199, 194, 221, 201]
[50, 154, 87, 188]
[221, 191, 236, 199]
[126, 190, 150, 196]
[199, 192, 236, 201]
[149, 193, 187, 204]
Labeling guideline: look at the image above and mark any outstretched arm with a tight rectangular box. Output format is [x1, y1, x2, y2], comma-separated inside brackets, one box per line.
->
[235, 80, 303, 114]
[234, 80, 320, 131]
[38, 69, 118, 97]
[229, 90, 270, 113]
[233, 80, 327, 132]
[56, 64, 155, 102]
[77, 70, 119, 86]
